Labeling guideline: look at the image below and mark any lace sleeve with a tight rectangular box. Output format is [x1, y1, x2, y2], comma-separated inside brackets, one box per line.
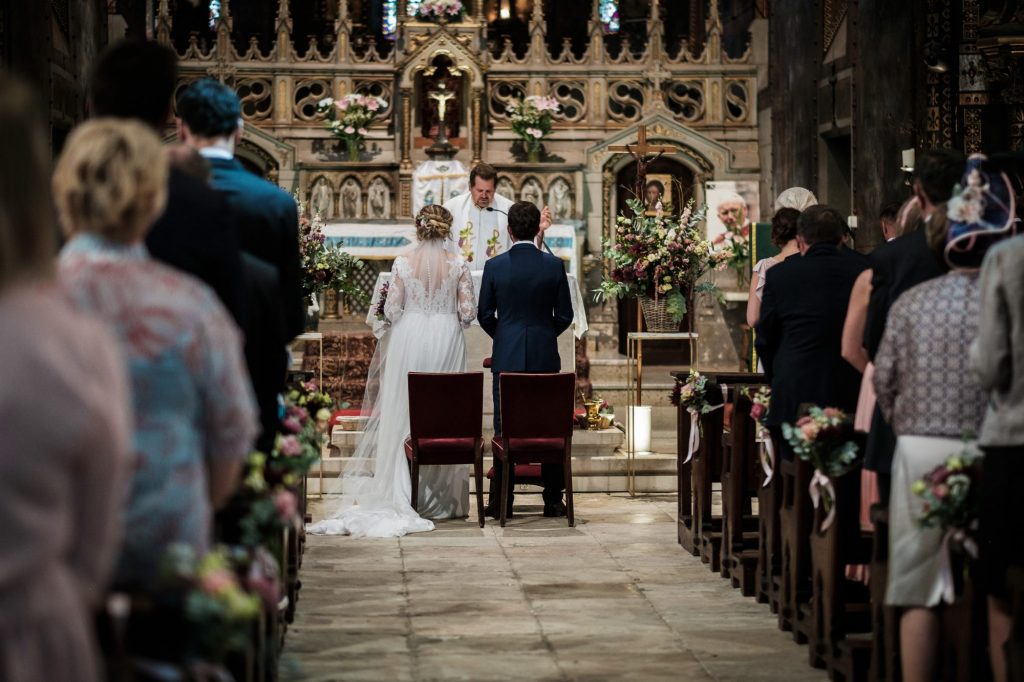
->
[456, 261, 477, 328]
[384, 263, 406, 327]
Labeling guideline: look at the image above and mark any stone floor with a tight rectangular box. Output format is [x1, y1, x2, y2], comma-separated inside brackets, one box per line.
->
[281, 494, 825, 681]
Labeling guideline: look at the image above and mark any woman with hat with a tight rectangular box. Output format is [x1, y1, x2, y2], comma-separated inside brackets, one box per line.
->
[873, 153, 1016, 682]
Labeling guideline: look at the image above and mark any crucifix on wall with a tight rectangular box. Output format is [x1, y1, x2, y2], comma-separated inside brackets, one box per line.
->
[609, 125, 678, 212]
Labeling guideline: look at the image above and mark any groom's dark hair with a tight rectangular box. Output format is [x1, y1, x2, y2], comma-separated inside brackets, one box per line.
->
[176, 79, 242, 138]
[508, 202, 541, 241]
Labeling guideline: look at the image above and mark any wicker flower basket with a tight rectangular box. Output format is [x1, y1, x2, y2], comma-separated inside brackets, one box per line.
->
[640, 296, 678, 332]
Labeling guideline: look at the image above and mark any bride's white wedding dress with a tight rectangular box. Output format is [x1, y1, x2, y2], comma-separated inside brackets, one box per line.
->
[308, 240, 477, 538]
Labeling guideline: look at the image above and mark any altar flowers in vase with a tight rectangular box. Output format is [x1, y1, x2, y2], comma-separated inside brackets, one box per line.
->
[507, 95, 561, 161]
[317, 94, 387, 161]
[597, 197, 725, 332]
[415, 0, 464, 21]
[297, 199, 367, 312]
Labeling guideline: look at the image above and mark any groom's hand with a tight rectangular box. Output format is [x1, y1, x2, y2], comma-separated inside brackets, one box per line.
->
[540, 206, 552, 234]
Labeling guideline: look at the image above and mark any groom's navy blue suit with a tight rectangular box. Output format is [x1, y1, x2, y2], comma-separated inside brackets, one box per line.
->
[478, 241, 574, 506]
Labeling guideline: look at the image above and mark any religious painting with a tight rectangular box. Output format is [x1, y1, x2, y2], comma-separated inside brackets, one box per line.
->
[704, 180, 760, 244]
[643, 173, 674, 214]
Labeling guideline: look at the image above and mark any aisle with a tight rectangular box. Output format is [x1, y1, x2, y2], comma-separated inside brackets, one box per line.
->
[282, 494, 826, 681]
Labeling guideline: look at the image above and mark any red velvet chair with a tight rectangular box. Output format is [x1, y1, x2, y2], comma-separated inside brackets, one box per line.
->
[404, 372, 485, 527]
[491, 372, 576, 527]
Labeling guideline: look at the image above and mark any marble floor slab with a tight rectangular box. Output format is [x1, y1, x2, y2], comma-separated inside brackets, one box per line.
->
[282, 494, 825, 681]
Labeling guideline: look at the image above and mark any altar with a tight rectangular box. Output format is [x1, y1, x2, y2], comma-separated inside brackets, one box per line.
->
[367, 269, 588, 429]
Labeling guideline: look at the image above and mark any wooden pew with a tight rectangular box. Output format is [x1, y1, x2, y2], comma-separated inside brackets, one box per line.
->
[868, 504, 899, 682]
[676, 387, 698, 556]
[757, 434, 783, 612]
[721, 387, 762, 596]
[694, 381, 726, 572]
[806, 466, 873, 679]
[778, 456, 814, 641]
[1006, 566, 1024, 682]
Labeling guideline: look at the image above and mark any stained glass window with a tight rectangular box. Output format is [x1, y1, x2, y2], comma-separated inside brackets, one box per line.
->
[407, 0, 422, 16]
[384, 0, 397, 37]
[599, 0, 619, 33]
[209, 0, 221, 29]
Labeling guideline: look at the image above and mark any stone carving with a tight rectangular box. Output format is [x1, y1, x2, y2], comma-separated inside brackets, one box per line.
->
[340, 178, 362, 218]
[548, 178, 572, 220]
[520, 178, 544, 210]
[310, 177, 334, 218]
[496, 177, 516, 201]
[367, 176, 390, 219]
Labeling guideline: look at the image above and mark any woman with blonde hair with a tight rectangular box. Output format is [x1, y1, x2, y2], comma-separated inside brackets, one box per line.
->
[310, 203, 478, 537]
[54, 118, 258, 588]
[0, 76, 132, 682]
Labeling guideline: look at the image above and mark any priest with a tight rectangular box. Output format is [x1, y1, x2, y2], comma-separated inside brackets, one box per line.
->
[444, 161, 553, 270]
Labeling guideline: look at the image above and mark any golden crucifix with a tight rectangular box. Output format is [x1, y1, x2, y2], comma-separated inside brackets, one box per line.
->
[609, 125, 678, 204]
[428, 83, 457, 140]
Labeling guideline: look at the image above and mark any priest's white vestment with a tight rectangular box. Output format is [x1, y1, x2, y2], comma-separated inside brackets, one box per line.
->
[442, 191, 514, 270]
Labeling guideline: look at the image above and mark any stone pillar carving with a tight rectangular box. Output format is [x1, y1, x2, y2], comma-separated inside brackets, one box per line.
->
[475, 0, 485, 23]
[472, 87, 484, 165]
[400, 88, 413, 171]
[155, 0, 172, 45]
[274, 77, 291, 124]
[274, 0, 293, 60]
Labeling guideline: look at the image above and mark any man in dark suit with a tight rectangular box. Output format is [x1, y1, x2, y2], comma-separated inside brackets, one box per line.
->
[756, 205, 869, 457]
[88, 40, 245, 325]
[862, 149, 961, 494]
[176, 79, 305, 341]
[478, 202, 574, 517]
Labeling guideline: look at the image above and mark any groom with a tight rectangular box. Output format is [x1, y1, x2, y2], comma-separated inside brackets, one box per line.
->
[478, 202, 574, 518]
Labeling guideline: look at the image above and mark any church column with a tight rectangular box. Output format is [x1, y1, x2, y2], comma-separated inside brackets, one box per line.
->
[471, 87, 484, 166]
[334, 0, 350, 62]
[274, 77, 292, 124]
[274, 0, 293, 60]
[474, 0, 485, 22]
[155, 0, 172, 45]
[400, 88, 413, 171]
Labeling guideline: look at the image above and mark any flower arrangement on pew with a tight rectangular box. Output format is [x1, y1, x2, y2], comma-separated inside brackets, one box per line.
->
[782, 406, 859, 531]
[316, 93, 387, 161]
[160, 544, 262, 667]
[913, 446, 982, 602]
[507, 95, 561, 161]
[670, 370, 721, 464]
[744, 386, 775, 486]
[597, 198, 725, 331]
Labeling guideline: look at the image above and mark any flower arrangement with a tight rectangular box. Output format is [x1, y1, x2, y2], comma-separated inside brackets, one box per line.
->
[415, 0, 464, 21]
[317, 93, 387, 161]
[782, 406, 859, 529]
[297, 200, 368, 308]
[712, 224, 751, 285]
[913, 449, 981, 533]
[374, 281, 390, 322]
[746, 385, 771, 425]
[670, 370, 710, 412]
[597, 197, 724, 325]
[160, 544, 262, 663]
[507, 95, 561, 160]
[745, 385, 775, 486]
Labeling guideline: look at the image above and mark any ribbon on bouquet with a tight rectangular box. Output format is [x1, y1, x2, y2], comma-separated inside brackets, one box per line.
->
[938, 527, 978, 605]
[759, 427, 775, 488]
[808, 468, 838, 533]
[683, 403, 724, 464]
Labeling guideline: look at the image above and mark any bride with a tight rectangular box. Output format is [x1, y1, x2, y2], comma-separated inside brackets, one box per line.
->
[308, 205, 477, 537]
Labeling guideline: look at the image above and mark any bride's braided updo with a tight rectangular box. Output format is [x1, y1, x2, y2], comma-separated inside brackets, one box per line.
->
[415, 204, 453, 242]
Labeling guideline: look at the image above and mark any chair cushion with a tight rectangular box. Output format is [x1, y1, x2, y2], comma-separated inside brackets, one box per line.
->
[485, 464, 544, 481]
[491, 436, 566, 463]
[405, 437, 477, 464]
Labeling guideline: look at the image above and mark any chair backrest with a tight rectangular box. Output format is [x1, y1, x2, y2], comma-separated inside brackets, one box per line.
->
[499, 372, 575, 439]
[408, 372, 484, 440]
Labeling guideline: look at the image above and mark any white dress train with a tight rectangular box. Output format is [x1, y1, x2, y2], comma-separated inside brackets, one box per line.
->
[308, 242, 477, 538]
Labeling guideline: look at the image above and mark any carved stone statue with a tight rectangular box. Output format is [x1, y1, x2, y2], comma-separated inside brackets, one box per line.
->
[367, 176, 390, 219]
[420, 65, 462, 139]
[310, 178, 334, 218]
[520, 178, 543, 209]
[496, 177, 516, 201]
[548, 178, 572, 220]
[340, 178, 362, 218]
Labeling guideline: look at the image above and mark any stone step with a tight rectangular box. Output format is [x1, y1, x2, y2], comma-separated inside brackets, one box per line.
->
[308, 451, 681, 495]
[590, 382, 677, 409]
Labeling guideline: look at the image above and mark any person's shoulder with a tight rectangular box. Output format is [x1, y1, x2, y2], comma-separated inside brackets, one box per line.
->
[984, 232, 1024, 266]
[442, 192, 468, 210]
[494, 193, 514, 209]
[540, 249, 565, 270]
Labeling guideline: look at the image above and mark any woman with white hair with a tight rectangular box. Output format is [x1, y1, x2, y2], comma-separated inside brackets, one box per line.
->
[54, 118, 258, 589]
[0, 76, 132, 682]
